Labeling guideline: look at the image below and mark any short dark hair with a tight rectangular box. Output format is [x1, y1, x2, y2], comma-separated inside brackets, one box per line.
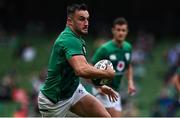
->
[67, 3, 88, 17]
[113, 17, 128, 27]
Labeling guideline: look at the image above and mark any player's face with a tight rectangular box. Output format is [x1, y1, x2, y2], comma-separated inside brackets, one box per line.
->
[71, 10, 89, 35]
[112, 24, 128, 43]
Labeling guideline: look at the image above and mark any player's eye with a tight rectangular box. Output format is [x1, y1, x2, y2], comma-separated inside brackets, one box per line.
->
[79, 16, 86, 21]
[122, 29, 126, 32]
[117, 28, 121, 32]
[117, 29, 126, 32]
[79, 16, 89, 22]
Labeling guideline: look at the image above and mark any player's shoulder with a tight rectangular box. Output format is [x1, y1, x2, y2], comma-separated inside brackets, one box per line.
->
[56, 31, 79, 45]
[60, 31, 77, 41]
[123, 41, 132, 50]
[101, 40, 113, 48]
[57, 26, 78, 40]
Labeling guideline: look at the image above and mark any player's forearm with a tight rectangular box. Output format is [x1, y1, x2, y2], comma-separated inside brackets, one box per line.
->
[75, 64, 114, 79]
[126, 65, 134, 85]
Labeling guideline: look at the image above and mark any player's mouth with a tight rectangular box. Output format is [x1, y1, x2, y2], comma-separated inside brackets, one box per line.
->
[83, 27, 88, 32]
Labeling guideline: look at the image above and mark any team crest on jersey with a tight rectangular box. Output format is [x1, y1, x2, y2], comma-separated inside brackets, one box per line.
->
[116, 61, 125, 72]
[109, 54, 117, 60]
[83, 46, 86, 55]
[125, 53, 130, 61]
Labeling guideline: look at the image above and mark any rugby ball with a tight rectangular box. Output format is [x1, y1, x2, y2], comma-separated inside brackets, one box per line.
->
[92, 59, 114, 86]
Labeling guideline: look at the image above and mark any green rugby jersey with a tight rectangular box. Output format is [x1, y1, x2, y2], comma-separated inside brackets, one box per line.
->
[92, 40, 132, 91]
[177, 67, 180, 75]
[40, 26, 86, 103]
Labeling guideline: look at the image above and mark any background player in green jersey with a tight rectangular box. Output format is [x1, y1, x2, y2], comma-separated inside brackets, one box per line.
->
[172, 66, 180, 93]
[92, 17, 136, 117]
[38, 3, 118, 117]
[171, 65, 180, 113]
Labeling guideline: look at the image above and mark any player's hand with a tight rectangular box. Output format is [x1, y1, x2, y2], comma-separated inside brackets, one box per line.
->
[100, 85, 118, 102]
[128, 82, 136, 96]
[105, 65, 115, 79]
[96, 87, 106, 95]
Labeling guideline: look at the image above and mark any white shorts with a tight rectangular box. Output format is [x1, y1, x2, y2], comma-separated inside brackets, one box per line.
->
[38, 83, 89, 117]
[92, 87, 122, 111]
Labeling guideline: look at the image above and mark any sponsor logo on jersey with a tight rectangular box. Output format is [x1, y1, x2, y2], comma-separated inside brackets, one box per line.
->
[125, 53, 130, 61]
[116, 61, 125, 72]
[109, 54, 117, 60]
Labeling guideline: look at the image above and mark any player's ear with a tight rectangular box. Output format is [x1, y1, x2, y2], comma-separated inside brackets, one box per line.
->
[67, 17, 73, 26]
[111, 27, 115, 35]
[127, 27, 129, 34]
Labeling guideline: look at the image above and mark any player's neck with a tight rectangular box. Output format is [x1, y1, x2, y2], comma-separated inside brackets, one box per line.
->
[67, 25, 81, 37]
[113, 39, 123, 47]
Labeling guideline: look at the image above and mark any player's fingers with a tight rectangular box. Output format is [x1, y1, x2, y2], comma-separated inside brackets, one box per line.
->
[108, 95, 112, 102]
[110, 93, 117, 102]
[111, 97, 114, 102]
[130, 88, 136, 92]
[129, 91, 136, 96]
[128, 88, 136, 96]
[114, 92, 118, 98]
[111, 90, 118, 99]
[115, 95, 118, 101]
[113, 94, 118, 101]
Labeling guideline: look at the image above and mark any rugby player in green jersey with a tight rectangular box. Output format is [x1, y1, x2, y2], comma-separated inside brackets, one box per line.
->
[172, 65, 180, 106]
[38, 3, 117, 117]
[92, 17, 136, 117]
[172, 66, 180, 93]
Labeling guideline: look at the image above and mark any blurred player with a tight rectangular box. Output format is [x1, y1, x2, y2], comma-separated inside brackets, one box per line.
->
[37, 3, 118, 117]
[172, 66, 180, 105]
[172, 66, 180, 93]
[92, 17, 136, 117]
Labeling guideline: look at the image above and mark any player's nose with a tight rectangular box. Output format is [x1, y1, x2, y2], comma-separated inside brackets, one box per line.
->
[84, 19, 88, 26]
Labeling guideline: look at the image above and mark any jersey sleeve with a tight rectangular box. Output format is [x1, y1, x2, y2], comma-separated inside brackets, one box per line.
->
[92, 46, 107, 65]
[125, 42, 132, 68]
[60, 37, 84, 59]
[129, 45, 132, 62]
